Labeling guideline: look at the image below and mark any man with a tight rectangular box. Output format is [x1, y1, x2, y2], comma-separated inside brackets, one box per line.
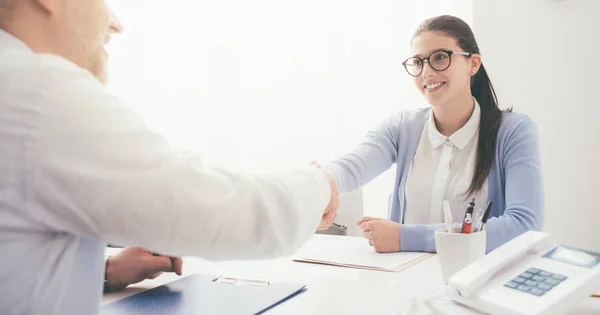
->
[0, 1, 339, 314]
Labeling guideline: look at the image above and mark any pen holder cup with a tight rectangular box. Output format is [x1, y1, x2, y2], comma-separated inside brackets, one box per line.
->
[435, 227, 487, 284]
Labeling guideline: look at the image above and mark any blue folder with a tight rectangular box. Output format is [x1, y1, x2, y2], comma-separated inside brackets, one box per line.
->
[101, 274, 306, 315]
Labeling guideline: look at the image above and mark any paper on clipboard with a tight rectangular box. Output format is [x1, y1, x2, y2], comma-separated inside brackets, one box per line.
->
[292, 235, 433, 272]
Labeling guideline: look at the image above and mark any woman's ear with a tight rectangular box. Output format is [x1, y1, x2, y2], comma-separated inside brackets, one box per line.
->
[470, 54, 482, 75]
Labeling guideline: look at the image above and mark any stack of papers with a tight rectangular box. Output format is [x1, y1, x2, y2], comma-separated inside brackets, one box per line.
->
[292, 235, 433, 272]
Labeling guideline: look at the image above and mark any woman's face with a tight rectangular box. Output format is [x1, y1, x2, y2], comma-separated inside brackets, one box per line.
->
[408, 31, 480, 108]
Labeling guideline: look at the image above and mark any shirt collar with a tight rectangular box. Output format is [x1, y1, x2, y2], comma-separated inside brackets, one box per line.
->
[427, 98, 481, 150]
[0, 28, 86, 73]
[0, 28, 33, 52]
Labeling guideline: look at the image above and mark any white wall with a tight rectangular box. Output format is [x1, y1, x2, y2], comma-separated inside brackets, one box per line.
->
[106, 1, 475, 223]
[473, 0, 599, 250]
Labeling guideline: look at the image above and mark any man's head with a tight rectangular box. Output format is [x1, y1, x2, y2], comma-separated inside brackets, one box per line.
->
[0, 0, 123, 83]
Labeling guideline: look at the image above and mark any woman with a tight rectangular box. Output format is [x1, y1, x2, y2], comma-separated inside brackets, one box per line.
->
[321, 15, 543, 253]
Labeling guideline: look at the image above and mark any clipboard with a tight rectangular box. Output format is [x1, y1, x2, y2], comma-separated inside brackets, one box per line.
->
[101, 274, 306, 315]
[593, 290, 600, 298]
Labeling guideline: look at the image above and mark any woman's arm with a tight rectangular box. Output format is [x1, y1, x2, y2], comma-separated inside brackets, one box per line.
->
[324, 113, 402, 194]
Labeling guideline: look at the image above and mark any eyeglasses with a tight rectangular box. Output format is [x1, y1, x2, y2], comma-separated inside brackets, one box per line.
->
[402, 49, 472, 77]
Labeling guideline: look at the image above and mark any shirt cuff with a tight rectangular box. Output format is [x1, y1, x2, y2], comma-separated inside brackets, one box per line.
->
[322, 162, 345, 193]
[103, 256, 111, 293]
[401, 223, 445, 253]
[304, 166, 332, 209]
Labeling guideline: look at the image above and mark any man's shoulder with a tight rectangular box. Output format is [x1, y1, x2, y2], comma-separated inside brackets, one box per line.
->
[0, 50, 119, 115]
[0, 50, 103, 96]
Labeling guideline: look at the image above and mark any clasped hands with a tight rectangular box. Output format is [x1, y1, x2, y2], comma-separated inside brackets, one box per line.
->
[310, 161, 400, 253]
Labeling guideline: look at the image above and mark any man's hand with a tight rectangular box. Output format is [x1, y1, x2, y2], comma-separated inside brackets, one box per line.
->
[309, 161, 339, 230]
[318, 169, 339, 230]
[105, 247, 183, 291]
[357, 217, 401, 253]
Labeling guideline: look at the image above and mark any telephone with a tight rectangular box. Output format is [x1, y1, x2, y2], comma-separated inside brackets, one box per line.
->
[446, 231, 600, 315]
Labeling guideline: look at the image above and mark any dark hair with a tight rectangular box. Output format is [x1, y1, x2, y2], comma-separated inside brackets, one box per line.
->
[413, 15, 510, 196]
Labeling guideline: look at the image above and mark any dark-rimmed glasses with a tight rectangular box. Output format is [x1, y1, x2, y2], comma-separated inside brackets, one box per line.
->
[402, 49, 472, 77]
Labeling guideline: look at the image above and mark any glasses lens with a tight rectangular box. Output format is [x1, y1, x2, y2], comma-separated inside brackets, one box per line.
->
[430, 51, 451, 71]
[404, 57, 423, 76]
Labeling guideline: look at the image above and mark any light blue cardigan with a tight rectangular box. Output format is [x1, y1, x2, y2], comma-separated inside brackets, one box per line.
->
[325, 107, 544, 253]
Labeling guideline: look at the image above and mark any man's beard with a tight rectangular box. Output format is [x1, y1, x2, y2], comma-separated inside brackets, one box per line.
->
[89, 50, 108, 84]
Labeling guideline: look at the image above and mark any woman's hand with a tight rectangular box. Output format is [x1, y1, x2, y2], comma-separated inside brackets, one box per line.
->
[357, 217, 401, 253]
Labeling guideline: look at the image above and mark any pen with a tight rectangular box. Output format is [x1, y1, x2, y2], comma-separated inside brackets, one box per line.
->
[471, 208, 484, 232]
[466, 198, 475, 216]
[332, 222, 346, 229]
[443, 200, 454, 233]
[460, 198, 475, 233]
[477, 201, 493, 232]
[461, 198, 475, 222]
[462, 213, 473, 234]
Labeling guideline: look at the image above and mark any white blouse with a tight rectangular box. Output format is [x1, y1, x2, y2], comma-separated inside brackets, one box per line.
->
[404, 100, 489, 225]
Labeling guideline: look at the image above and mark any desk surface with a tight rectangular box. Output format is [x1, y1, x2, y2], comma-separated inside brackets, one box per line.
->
[103, 235, 600, 315]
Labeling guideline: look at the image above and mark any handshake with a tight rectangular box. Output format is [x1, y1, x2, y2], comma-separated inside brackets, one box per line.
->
[310, 161, 340, 231]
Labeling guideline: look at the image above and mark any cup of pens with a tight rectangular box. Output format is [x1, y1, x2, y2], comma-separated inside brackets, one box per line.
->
[435, 200, 492, 284]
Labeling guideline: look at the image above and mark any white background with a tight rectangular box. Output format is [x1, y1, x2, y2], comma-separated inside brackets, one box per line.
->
[104, 0, 599, 251]
[473, 0, 599, 251]
[105, 0, 472, 218]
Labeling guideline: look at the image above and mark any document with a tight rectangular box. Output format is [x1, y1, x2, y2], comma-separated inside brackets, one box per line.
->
[292, 235, 433, 272]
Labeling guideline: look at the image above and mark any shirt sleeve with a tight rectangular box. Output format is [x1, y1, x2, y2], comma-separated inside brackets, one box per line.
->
[401, 118, 544, 253]
[24, 64, 331, 260]
[323, 113, 401, 194]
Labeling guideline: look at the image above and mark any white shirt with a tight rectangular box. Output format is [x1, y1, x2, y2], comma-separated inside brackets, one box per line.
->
[0, 29, 330, 315]
[404, 100, 488, 225]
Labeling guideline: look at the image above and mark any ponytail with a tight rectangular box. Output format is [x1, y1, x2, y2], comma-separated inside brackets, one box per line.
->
[467, 64, 507, 196]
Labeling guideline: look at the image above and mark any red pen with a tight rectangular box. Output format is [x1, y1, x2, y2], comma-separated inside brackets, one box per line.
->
[462, 213, 473, 234]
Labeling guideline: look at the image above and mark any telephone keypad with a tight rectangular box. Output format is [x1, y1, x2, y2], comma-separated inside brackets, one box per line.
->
[504, 268, 567, 296]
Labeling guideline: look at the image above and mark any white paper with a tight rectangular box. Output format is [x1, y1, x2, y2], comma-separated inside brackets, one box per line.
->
[292, 235, 432, 271]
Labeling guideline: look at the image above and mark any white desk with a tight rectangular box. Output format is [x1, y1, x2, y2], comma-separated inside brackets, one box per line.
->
[102, 235, 600, 315]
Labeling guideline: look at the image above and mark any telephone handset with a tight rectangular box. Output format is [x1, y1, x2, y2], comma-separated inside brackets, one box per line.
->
[446, 231, 600, 315]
